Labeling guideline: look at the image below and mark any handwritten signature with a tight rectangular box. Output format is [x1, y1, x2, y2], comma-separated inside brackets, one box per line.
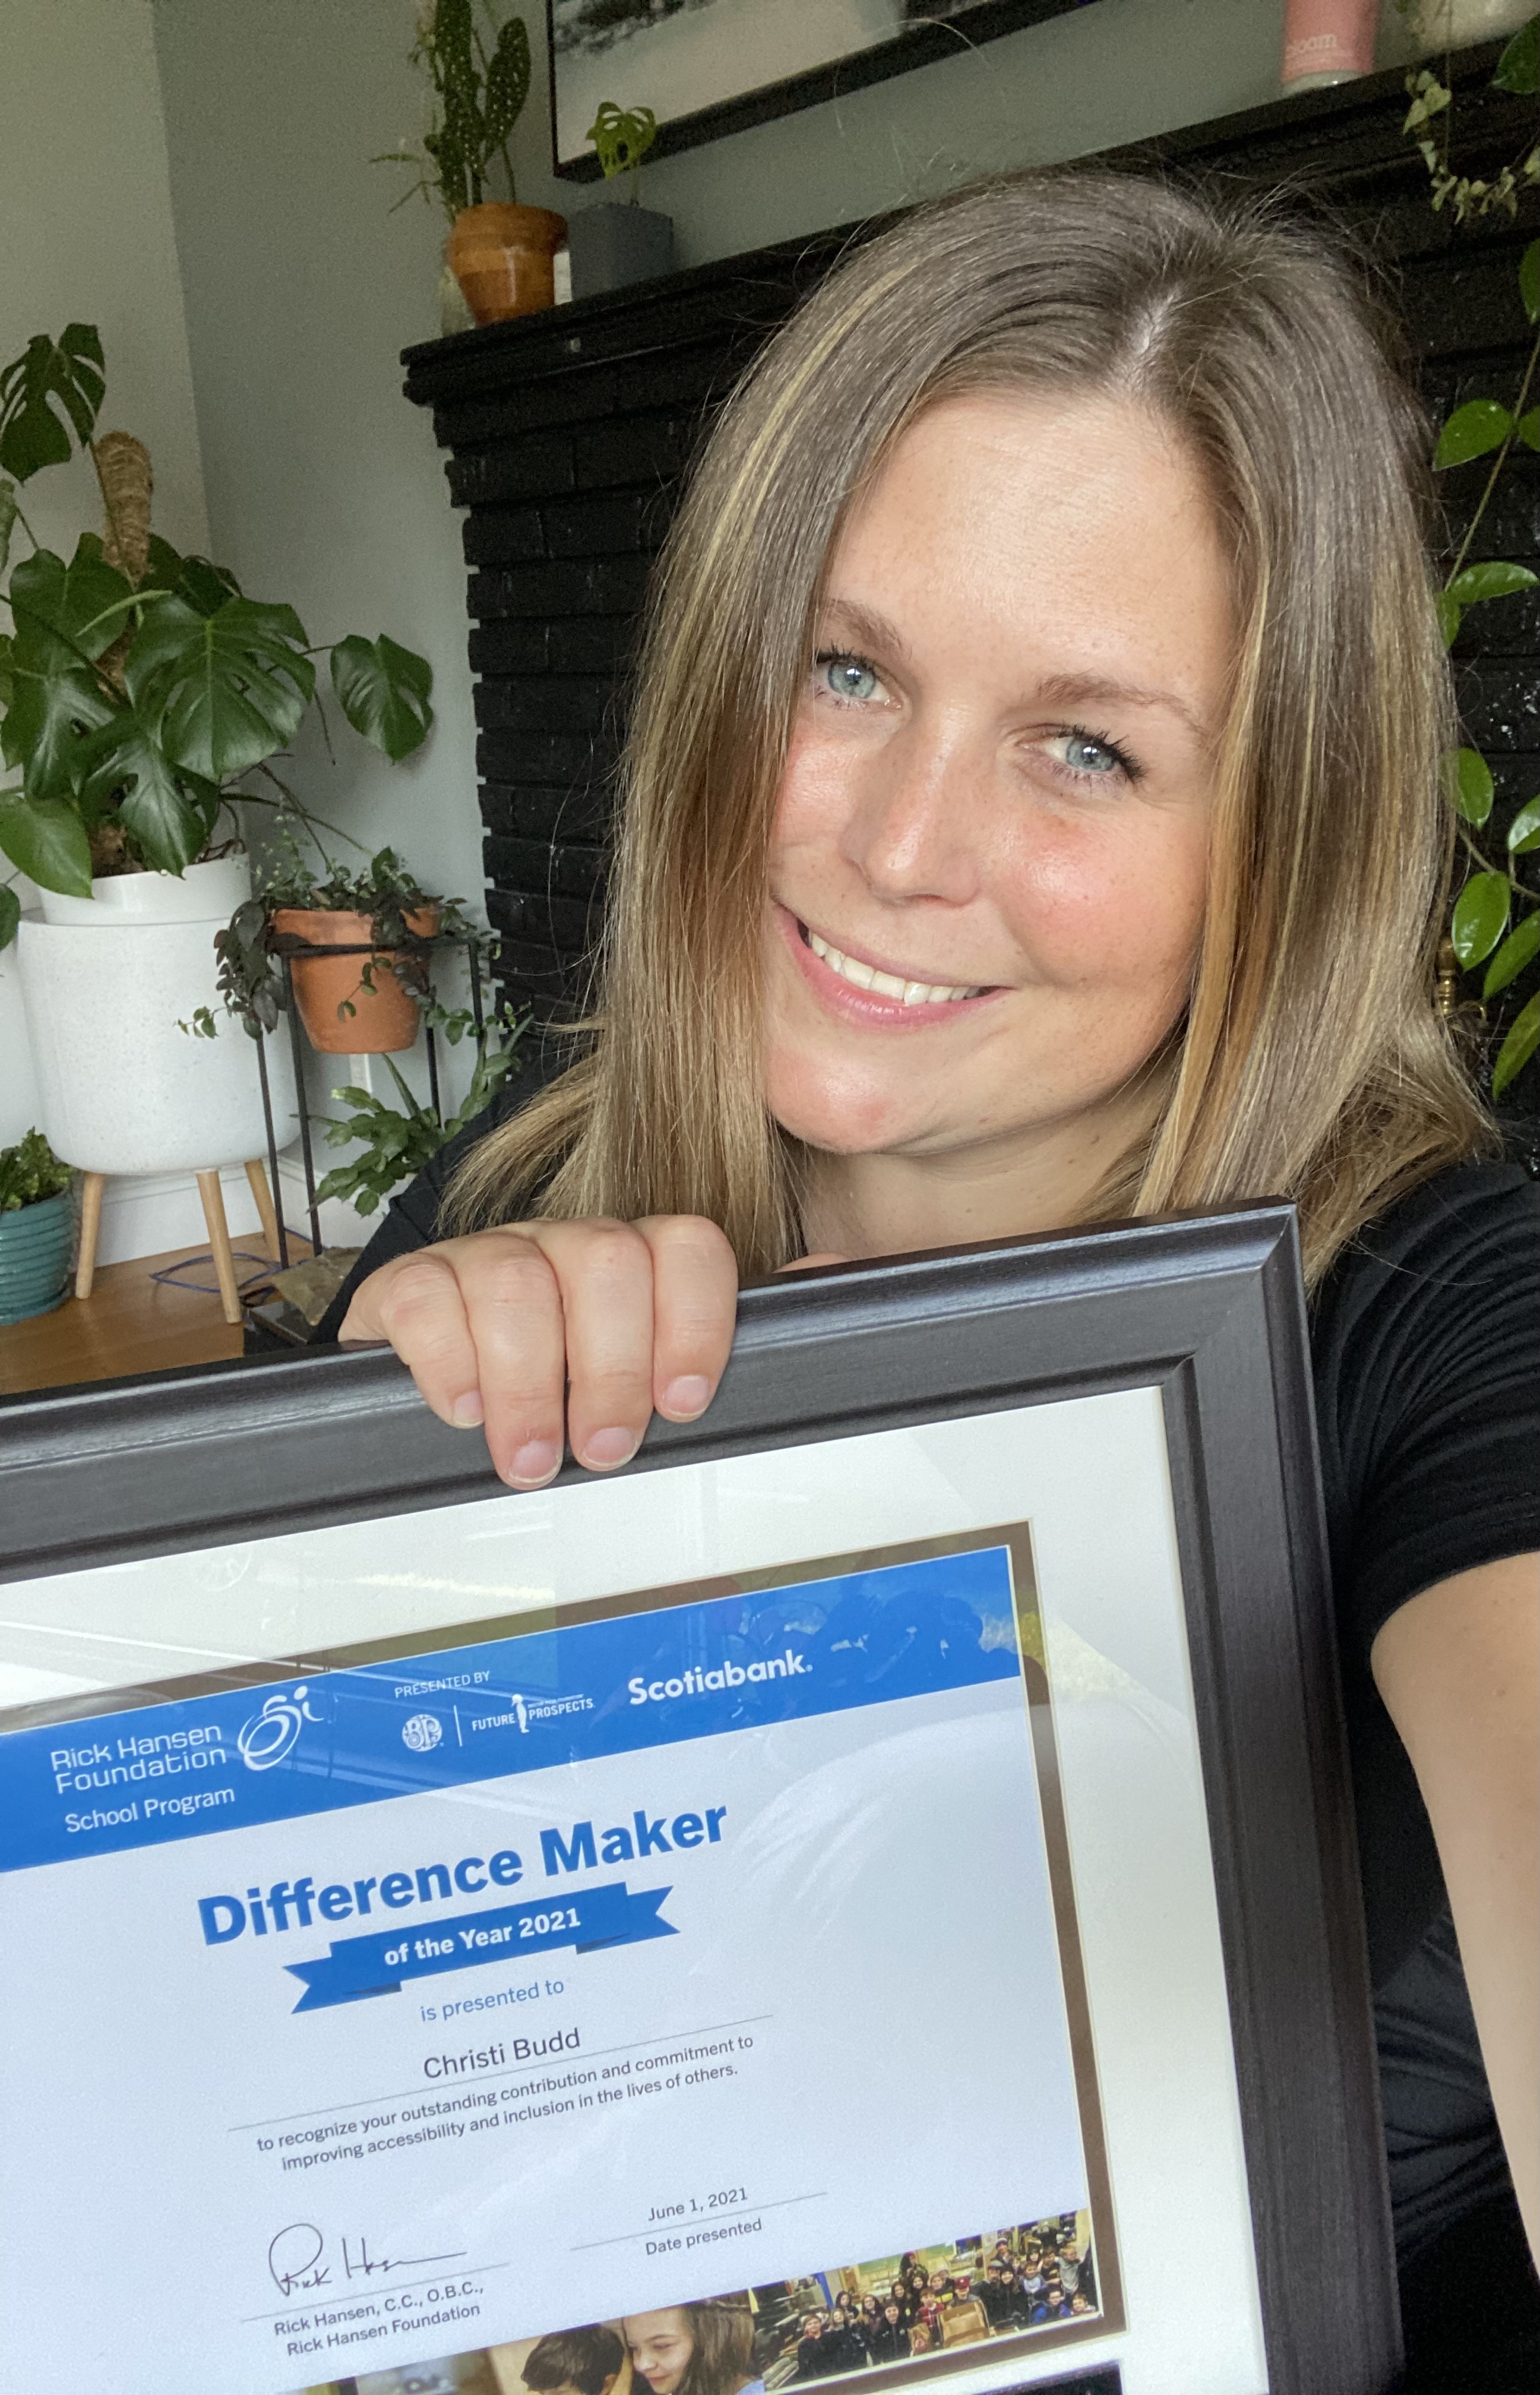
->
[267, 2221, 468, 2297]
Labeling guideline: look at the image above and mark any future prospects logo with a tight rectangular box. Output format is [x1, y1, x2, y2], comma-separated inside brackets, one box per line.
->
[237, 1685, 322, 1772]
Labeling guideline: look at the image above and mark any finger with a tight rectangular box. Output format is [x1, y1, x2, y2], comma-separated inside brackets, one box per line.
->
[445, 1228, 570, 1488]
[531, 1218, 659, 1471]
[349, 1251, 485, 1430]
[638, 1216, 740, 1420]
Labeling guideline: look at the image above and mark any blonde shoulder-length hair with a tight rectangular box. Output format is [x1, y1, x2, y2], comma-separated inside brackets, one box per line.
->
[446, 168, 1494, 1287]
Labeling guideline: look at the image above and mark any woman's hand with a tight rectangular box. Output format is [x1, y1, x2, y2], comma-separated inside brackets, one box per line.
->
[338, 1217, 741, 1487]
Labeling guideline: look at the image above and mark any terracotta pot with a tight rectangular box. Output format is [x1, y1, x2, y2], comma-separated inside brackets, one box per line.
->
[271, 906, 440, 1055]
[450, 203, 568, 324]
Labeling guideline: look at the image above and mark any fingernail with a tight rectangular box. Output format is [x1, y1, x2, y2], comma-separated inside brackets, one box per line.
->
[662, 1374, 712, 1418]
[507, 1439, 561, 1487]
[450, 1392, 485, 1427]
[582, 1426, 638, 1470]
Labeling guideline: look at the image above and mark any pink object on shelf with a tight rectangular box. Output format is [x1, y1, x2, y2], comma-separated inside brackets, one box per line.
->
[1281, 0, 1379, 90]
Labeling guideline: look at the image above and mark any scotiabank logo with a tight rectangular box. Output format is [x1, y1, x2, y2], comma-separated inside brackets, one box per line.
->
[627, 1649, 810, 1706]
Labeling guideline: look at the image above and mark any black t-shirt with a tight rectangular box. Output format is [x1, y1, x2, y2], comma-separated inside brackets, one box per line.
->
[312, 1074, 1540, 2276]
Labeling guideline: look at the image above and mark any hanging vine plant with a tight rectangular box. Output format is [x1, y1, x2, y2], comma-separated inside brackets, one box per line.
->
[1406, 18, 1540, 1099]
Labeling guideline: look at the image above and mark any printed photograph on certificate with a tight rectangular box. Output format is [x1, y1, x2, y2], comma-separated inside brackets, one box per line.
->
[0, 1526, 1122, 2395]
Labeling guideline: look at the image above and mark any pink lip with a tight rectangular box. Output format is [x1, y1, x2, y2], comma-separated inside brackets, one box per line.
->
[774, 903, 1004, 1029]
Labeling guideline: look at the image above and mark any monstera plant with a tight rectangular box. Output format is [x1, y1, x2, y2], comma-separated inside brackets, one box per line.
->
[0, 323, 434, 952]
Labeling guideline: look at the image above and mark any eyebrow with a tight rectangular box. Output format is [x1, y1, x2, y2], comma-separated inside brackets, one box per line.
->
[817, 598, 1212, 745]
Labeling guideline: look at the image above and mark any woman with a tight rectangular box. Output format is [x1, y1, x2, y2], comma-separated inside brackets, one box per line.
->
[623, 2302, 762, 2395]
[324, 170, 1538, 2384]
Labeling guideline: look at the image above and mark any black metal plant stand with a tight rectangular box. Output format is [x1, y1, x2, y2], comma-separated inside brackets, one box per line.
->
[252, 927, 487, 1271]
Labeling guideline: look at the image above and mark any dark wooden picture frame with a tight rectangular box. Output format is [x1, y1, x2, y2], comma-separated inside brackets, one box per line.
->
[548, 0, 1098, 179]
[0, 1201, 1400, 2391]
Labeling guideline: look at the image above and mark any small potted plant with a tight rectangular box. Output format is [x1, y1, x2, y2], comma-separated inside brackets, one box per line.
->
[0, 1127, 74, 1323]
[569, 100, 675, 299]
[376, 1, 565, 326]
[0, 323, 435, 1182]
[207, 839, 473, 1057]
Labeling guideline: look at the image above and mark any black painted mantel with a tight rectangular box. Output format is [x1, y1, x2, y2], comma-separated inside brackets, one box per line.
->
[403, 42, 1538, 1039]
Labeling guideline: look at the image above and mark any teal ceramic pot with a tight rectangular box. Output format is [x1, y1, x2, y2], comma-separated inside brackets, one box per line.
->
[0, 1188, 74, 1325]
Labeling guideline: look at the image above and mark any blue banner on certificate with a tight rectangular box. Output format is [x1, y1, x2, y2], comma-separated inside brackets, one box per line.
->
[0, 1528, 1122, 2394]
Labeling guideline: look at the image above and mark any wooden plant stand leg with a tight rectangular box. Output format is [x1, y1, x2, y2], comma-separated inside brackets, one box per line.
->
[196, 1169, 244, 1326]
[75, 1171, 106, 1301]
[244, 1157, 282, 1259]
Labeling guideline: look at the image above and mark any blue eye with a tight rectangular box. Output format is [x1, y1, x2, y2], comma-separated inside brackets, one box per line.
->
[818, 651, 880, 704]
[1061, 731, 1119, 775]
[1044, 726, 1141, 786]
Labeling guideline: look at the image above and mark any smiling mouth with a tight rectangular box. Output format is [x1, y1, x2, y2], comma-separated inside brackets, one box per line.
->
[801, 922, 986, 1006]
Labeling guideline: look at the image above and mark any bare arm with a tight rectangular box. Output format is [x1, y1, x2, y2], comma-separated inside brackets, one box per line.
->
[1372, 1553, 1540, 2261]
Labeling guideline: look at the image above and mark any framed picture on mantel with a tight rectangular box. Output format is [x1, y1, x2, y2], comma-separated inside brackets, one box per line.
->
[0, 1205, 1400, 2394]
[548, 1, 1098, 178]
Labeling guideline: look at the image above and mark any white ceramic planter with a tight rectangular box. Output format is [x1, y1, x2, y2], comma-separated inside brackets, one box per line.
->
[16, 908, 297, 1177]
[36, 853, 252, 928]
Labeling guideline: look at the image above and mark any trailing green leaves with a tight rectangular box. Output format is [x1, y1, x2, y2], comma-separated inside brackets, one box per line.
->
[125, 596, 315, 782]
[1444, 746, 1494, 826]
[1483, 908, 1540, 999]
[0, 325, 105, 482]
[0, 881, 20, 952]
[1450, 871, 1510, 966]
[1492, 993, 1539, 1098]
[1522, 241, 1539, 329]
[0, 790, 93, 895]
[330, 634, 434, 762]
[1435, 399, 1514, 467]
[1493, 17, 1539, 96]
[1507, 795, 1540, 854]
[1439, 562, 1537, 647]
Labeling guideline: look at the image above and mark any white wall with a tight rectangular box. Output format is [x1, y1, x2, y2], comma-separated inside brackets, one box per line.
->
[0, 0, 210, 1155]
[510, 0, 1419, 268]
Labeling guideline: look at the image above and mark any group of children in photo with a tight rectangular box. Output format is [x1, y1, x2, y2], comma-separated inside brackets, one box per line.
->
[771, 2216, 1101, 2380]
[311, 2213, 1103, 2395]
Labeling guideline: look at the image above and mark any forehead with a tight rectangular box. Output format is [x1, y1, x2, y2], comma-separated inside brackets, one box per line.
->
[826, 387, 1232, 707]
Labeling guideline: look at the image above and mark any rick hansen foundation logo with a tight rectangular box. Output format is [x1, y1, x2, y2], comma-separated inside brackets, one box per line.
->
[238, 1685, 322, 1772]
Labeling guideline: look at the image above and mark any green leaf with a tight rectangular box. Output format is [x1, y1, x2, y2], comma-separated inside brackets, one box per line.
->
[482, 14, 532, 145]
[1507, 794, 1540, 853]
[0, 790, 93, 894]
[0, 882, 18, 952]
[0, 324, 105, 482]
[1444, 745, 1494, 826]
[1493, 17, 1539, 95]
[0, 476, 17, 578]
[125, 595, 315, 783]
[1446, 561, 1538, 606]
[1518, 407, 1540, 454]
[1435, 400, 1514, 468]
[1451, 870, 1510, 966]
[175, 554, 242, 617]
[1519, 239, 1540, 332]
[76, 715, 214, 874]
[1, 659, 120, 799]
[1491, 991, 1539, 1098]
[1435, 590, 1462, 647]
[7, 541, 137, 670]
[1483, 908, 1540, 999]
[139, 534, 186, 596]
[329, 633, 434, 762]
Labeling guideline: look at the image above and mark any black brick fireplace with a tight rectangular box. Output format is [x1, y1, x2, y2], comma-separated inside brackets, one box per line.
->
[402, 43, 1538, 1086]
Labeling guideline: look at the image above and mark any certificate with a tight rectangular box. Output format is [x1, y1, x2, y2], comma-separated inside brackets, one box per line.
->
[0, 1207, 1400, 2395]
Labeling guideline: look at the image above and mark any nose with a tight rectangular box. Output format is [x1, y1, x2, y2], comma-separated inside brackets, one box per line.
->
[837, 713, 984, 906]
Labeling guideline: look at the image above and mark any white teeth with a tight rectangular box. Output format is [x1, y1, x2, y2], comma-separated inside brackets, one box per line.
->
[807, 927, 978, 1004]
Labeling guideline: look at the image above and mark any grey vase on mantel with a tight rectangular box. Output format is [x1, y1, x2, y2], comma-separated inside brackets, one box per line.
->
[567, 201, 675, 299]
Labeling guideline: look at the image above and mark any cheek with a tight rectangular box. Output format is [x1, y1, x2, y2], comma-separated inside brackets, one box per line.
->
[994, 810, 1209, 991]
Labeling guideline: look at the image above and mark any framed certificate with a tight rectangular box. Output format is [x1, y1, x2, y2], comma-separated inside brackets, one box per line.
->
[0, 1205, 1399, 2395]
